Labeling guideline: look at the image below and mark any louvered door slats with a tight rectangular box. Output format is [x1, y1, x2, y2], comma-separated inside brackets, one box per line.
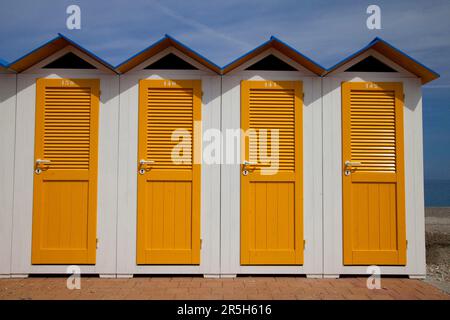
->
[146, 88, 193, 170]
[248, 88, 295, 172]
[349, 89, 396, 172]
[43, 87, 91, 170]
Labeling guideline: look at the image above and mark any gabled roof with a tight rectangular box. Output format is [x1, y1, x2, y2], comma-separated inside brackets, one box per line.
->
[325, 37, 440, 84]
[9, 33, 117, 73]
[116, 35, 221, 74]
[222, 36, 326, 75]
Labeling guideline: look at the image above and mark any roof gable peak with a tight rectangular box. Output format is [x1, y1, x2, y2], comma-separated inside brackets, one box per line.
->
[9, 34, 116, 73]
[116, 35, 220, 74]
[222, 36, 325, 75]
[325, 37, 439, 84]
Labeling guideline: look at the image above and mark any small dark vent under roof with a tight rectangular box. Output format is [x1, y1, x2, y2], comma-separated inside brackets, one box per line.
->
[345, 56, 397, 72]
[245, 54, 297, 71]
[144, 53, 198, 70]
[43, 52, 96, 69]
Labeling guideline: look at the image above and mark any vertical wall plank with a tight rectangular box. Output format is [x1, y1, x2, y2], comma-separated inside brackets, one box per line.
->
[0, 73, 16, 276]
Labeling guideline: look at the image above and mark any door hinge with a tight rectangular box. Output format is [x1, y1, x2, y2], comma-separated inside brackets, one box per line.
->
[201, 91, 204, 97]
[96, 238, 99, 249]
[200, 239, 203, 249]
[99, 90, 102, 96]
[406, 240, 408, 249]
[302, 93, 305, 99]
[303, 240, 306, 249]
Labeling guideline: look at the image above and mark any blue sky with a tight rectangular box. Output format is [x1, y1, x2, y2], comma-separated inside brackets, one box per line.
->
[0, 0, 449, 179]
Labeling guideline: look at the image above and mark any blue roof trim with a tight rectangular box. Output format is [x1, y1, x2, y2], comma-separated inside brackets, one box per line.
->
[6, 34, 438, 79]
[0, 59, 16, 73]
[270, 36, 327, 71]
[325, 39, 376, 72]
[0, 59, 9, 67]
[115, 34, 221, 71]
[164, 34, 222, 70]
[372, 37, 439, 77]
[9, 34, 61, 66]
[114, 35, 168, 69]
[326, 37, 440, 77]
[57, 33, 117, 72]
[221, 38, 273, 71]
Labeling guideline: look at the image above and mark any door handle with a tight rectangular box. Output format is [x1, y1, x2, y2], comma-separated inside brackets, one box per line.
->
[242, 160, 257, 176]
[344, 160, 361, 176]
[138, 159, 154, 174]
[242, 160, 257, 169]
[36, 159, 51, 165]
[35, 159, 51, 174]
[344, 161, 362, 167]
[139, 159, 154, 166]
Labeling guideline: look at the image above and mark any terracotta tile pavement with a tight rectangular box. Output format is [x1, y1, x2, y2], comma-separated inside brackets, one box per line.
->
[0, 276, 448, 300]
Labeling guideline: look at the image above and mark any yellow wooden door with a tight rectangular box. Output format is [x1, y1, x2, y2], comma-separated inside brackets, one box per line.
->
[342, 82, 406, 265]
[32, 78, 99, 264]
[241, 80, 303, 265]
[137, 79, 201, 265]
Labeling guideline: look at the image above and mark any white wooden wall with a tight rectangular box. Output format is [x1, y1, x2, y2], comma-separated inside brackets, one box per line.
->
[0, 72, 16, 277]
[116, 49, 222, 275]
[322, 50, 426, 277]
[10, 47, 120, 275]
[220, 49, 323, 276]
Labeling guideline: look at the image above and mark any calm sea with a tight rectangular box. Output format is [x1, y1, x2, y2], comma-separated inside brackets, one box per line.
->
[425, 180, 450, 207]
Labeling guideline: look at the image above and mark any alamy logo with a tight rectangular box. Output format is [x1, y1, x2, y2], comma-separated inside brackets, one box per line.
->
[66, 5, 81, 30]
[366, 265, 381, 289]
[366, 5, 381, 30]
[66, 265, 81, 290]
[170, 124, 281, 175]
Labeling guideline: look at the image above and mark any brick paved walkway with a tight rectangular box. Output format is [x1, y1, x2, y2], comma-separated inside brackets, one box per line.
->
[0, 276, 448, 300]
